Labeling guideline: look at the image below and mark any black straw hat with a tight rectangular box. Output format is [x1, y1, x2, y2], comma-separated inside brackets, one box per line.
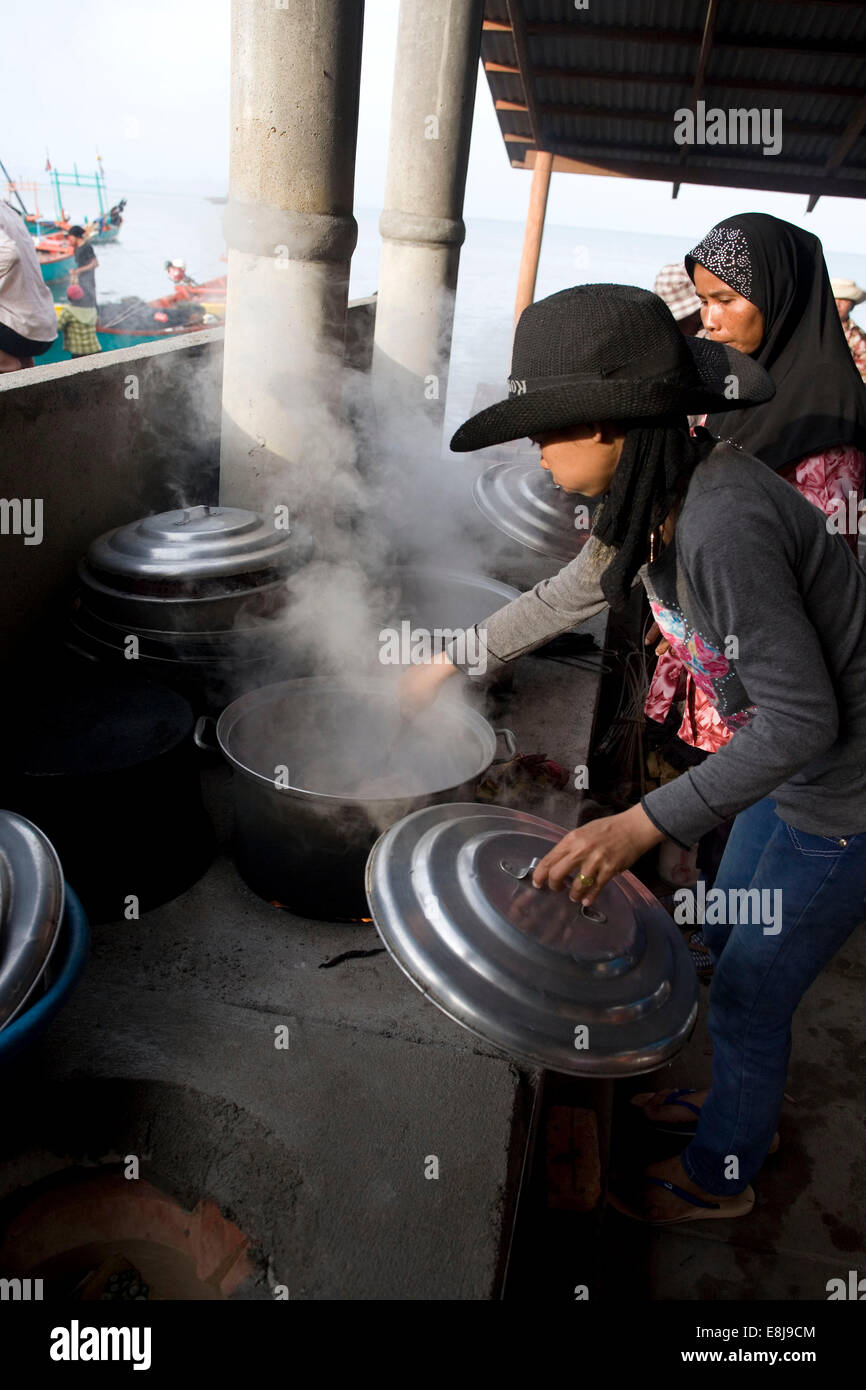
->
[450, 284, 774, 453]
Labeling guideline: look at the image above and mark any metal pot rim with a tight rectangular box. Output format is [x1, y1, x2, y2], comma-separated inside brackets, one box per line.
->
[214, 677, 499, 804]
[384, 563, 521, 601]
[0, 811, 66, 1030]
[78, 558, 291, 606]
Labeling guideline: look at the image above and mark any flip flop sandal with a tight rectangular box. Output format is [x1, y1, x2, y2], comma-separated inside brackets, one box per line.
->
[630, 1087, 704, 1135]
[630, 1088, 781, 1153]
[688, 932, 714, 978]
[607, 1178, 756, 1225]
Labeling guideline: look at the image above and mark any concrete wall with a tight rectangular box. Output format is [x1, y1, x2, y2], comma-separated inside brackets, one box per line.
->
[0, 300, 376, 662]
[0, 329, 224, 663]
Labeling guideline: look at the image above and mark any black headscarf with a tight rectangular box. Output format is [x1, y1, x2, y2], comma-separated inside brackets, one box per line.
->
[685, 213, 866, 472]
[592, 416, 715, 609]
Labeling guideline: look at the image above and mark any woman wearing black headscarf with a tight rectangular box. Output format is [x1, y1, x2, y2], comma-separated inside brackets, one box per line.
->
[687, 212, 866, 483]
[646, 212, 866, 759]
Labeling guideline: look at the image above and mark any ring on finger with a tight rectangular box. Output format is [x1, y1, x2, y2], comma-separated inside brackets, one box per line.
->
[577, 872, 595, 888]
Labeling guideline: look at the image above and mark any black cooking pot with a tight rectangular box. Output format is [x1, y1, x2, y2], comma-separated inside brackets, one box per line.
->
[66, 598, 308, 715]
[1, 658, 214, 924]
[203, 677, 516, 921]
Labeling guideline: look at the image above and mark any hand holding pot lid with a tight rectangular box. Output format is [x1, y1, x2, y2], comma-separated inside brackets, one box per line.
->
[366, 802, 698, 1077]
[531, 803, 665, 908]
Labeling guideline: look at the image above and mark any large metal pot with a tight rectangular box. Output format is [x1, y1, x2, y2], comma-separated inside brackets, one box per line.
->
[71, 503, 314, 710]
[473, 461, 599, 563]
[79, 503, 312, 631]
[375, 565, 521, 692]
[66, 600, 304, 715]
[2, 660, 214, 924]
[205, 678, 516, 920]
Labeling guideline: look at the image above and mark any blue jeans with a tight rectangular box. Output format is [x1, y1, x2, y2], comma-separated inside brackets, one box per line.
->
[680, 797, 866, 1196]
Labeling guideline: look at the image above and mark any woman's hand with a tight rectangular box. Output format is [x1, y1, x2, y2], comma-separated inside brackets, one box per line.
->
[532, 803, 665, 906]
[398, 651, 458, 715]
[645, 621, 671, 656]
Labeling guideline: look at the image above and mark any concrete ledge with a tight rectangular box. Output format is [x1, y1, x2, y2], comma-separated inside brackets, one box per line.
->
[0, 325, 225, 393]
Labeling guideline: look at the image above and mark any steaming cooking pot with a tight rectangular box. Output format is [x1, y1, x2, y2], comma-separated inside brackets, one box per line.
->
[376, 565, 521, 692]
[203, 678, 516, 920]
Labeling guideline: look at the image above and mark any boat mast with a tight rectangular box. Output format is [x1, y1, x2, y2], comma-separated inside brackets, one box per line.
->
[0, 156, 29, 215]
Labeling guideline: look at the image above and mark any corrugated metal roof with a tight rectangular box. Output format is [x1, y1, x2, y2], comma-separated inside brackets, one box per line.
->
[481, 0, 866, 205]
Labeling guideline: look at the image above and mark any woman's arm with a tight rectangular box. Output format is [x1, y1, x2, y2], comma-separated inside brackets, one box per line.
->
[447, 532, 617, 680]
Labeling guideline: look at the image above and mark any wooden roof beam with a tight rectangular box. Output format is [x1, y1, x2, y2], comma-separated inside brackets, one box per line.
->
[522, 22, 865, 60]
[674, 0, 720, 196]
[532, 102, 838, 139]
[505, 0, 543, 151]
[806, 91, 866, 210]
[513, 146, 866, 199]
[515, 66, 865, 101]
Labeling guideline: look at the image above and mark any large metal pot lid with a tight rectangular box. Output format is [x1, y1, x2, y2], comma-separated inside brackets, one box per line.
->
[365, 802, 698, 1077]
[473, 461, 599, 563]
[0, 811, 65, 1030]
[86, 504, 298, 580]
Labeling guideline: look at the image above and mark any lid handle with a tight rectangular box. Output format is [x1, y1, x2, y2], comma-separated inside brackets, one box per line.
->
[177, 504, 215, 527]
[499, 856, 607, 921]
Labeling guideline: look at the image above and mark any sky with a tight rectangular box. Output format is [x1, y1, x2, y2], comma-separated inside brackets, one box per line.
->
[3, 0, 864, 251]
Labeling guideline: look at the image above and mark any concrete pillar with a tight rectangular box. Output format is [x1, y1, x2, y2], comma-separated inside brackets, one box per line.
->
[219, 0, 364, 518]
[371, 0, 484, 428]
[514, 151, 553, 324]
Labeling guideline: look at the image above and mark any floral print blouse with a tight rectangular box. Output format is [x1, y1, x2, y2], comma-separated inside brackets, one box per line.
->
[645, 444, 866, 752]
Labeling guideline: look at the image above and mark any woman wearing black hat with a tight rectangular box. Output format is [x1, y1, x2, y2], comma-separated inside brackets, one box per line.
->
[404, 283, 866, 1224]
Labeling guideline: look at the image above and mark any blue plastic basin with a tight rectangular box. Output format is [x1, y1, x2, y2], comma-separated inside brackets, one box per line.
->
[0, 885, 90, 1064]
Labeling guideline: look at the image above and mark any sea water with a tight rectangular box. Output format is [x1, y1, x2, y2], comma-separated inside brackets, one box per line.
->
[80, 188, 866, 442]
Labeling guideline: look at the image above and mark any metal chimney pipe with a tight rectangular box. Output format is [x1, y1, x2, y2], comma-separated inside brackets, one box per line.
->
[219, 0, 364, 518]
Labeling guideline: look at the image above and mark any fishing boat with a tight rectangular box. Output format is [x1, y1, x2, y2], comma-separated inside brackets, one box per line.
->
[152, 273, 227, 308]
[88, 199, 126, 244]
[34, 230, 75, 282]
[40, 281, 226, 363]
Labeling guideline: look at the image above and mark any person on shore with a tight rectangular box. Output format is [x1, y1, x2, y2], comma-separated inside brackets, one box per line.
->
[67, 225, 99, 308]
[56, 282, 101, 359]
[652, 262, 705, 338]
[403, 284, 866, 1225]
[0, 200, 59, 371]
[831, 276, 866, 382]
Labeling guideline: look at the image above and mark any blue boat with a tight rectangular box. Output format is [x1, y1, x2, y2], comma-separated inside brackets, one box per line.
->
[36, 243, 75, 282]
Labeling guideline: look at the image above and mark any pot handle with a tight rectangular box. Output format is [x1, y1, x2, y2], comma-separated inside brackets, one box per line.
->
[492, 727, 517, 763]
[193, 715, 219, 753]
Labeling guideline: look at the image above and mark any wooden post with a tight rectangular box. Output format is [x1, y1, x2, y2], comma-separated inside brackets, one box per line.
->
[514, 150, 553, 324]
